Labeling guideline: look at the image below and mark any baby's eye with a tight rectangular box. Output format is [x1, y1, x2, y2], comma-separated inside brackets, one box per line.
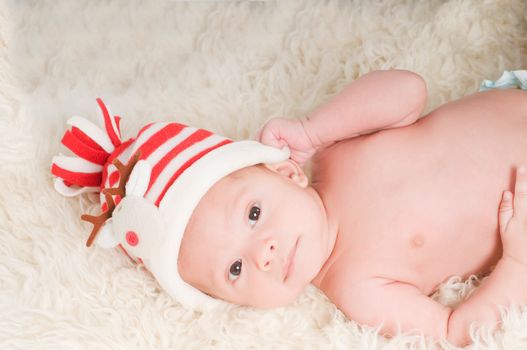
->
[248, 204, 261, 227]
[228, 259, 242, 281]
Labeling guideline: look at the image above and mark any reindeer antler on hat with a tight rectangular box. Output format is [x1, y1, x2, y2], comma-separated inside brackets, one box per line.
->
[81, 152, 140, 247]
[51, 98, 291, 311]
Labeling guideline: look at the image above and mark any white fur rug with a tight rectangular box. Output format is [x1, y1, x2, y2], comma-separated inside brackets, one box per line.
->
[1, 1, 527, 349]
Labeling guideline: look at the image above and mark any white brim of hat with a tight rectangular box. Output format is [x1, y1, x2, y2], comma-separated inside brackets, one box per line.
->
[147, 141, 290, 311]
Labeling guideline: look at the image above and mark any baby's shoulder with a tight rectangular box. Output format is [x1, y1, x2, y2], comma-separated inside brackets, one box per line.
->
[311, 137, 364, 172]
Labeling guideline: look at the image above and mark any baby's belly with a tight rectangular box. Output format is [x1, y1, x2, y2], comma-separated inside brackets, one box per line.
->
[314, 89, 527, 295]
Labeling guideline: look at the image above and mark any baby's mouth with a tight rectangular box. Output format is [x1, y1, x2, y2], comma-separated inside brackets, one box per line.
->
[283, 237, 299, 282]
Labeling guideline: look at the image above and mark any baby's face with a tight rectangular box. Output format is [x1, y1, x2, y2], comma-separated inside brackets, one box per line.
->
[178, 161, 331, 308]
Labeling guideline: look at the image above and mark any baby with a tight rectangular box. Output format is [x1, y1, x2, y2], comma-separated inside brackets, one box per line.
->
[178, 70, 527, 347]
[51, 70, 527, 347]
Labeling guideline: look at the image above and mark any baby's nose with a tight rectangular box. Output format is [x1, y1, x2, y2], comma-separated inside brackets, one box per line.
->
[255, 239, 278, 271]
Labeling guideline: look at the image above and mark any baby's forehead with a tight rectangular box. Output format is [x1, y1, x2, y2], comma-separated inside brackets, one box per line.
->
[185, 164, 273, 234]
[206, 164, 271, 200]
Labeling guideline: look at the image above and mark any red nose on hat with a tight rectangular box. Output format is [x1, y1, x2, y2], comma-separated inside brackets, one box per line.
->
[126, 231, 139, 246]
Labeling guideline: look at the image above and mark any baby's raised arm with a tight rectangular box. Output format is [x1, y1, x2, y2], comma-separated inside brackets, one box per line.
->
[258, 70, 427, 164]
[303, 69, 427, 145]
[328, 167, 527, 347]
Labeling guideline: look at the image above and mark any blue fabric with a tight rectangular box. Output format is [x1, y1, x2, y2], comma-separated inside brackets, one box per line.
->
[480, 70, 527, 91]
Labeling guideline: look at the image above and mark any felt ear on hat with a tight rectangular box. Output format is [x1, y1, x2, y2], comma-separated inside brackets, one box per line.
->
[125, 160, 151, 197]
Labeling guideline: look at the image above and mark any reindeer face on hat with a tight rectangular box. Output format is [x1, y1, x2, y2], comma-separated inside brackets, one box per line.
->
[51, 98, 290, 310]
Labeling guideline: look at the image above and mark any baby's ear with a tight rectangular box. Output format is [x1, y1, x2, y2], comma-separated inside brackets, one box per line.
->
[262, 159, 308, 188]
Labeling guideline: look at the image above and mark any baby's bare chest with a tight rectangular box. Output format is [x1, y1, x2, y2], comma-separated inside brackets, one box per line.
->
[321, 163, 504, 294]
[312, 94, 527, 294]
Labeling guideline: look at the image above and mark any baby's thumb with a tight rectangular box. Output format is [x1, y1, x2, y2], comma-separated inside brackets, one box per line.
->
[499, 190, 514, 234]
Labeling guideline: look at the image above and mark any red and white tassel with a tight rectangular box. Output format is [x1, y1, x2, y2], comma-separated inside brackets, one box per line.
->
[51, 98, 122, 197]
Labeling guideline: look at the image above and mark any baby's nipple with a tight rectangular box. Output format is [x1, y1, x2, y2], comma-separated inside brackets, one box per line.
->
[411, 234, 425, 248]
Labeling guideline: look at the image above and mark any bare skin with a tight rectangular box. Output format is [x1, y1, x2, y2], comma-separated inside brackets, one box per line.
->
[179, 70, 527, 347]
[310, 88, 527, 346]
[313, 89, 527, 294]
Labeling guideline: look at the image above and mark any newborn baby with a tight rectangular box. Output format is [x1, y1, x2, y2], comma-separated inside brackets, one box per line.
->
[51, 70, 526, 348]
[177, 70, 527, 347]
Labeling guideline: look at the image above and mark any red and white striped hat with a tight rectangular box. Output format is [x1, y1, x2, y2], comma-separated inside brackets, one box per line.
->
[51, 98, 290, 310]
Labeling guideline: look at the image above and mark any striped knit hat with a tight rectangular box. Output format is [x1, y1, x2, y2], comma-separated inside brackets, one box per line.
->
[51, 98, 290, 310]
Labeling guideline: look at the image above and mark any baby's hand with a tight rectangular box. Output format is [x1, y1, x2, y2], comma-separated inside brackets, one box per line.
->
[498, 166, 527, 268]
[257, 117, 316, 166]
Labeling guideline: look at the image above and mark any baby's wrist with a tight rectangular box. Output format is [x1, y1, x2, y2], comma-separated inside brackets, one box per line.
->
[299, 118, 324, 151]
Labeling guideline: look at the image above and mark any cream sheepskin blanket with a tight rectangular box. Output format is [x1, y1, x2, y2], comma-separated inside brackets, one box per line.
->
[1, 1, 527, 349]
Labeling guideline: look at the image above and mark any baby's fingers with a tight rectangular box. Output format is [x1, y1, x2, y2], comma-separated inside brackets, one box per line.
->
[499, 190, 514, 234]
[513, 166, 527, 217]
[258, 119, 287, 148]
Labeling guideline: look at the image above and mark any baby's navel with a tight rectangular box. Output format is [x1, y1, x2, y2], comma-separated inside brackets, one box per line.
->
[411, 234, 425, 248]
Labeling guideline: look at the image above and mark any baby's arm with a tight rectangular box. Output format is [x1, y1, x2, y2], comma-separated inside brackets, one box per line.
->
[329, 167, 527, 347]
[302, 69, 427, 148]
[258, 70, 426, 164]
